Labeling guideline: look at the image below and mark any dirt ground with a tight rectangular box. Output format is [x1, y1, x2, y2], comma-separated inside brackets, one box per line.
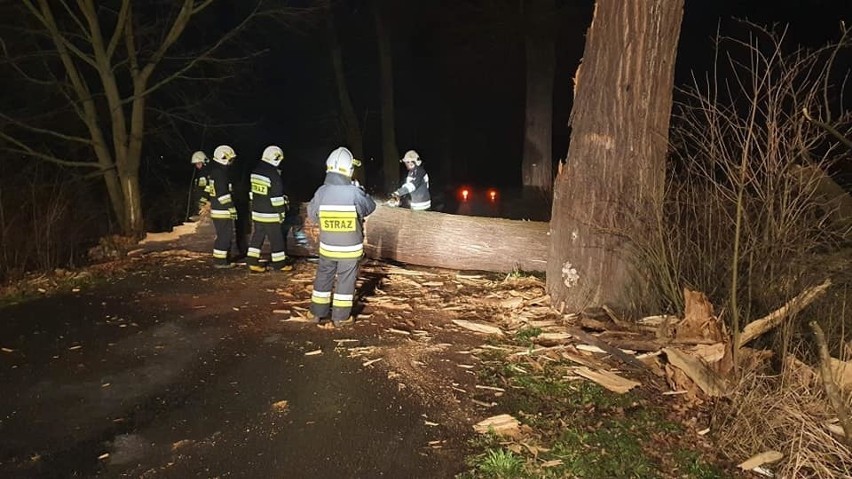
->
[0, 223, 499, 478]
[1, 219, 743, 478]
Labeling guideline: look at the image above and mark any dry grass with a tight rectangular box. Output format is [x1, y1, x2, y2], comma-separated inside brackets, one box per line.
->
[713, 365, 852, 478]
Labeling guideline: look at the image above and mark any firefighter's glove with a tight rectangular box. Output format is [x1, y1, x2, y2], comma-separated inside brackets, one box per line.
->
[228, 207, 237, 220]
[282, 195, 290, 208]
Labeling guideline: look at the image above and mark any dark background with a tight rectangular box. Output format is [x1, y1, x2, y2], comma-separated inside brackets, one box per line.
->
[155, 0, 848, 207]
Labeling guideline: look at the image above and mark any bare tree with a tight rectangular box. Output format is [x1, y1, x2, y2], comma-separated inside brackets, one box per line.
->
[547, 0, 684, 312]
[0, 1, 289, 236]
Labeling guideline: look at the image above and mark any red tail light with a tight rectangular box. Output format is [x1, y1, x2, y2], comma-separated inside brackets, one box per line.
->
[459, 187, 470, 202]
[487, 189, 498, 202]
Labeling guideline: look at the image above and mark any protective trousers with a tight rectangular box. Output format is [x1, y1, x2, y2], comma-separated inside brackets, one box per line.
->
[310, 257, 359, 323]
[212, 217, 234, 265]
[248, 221, 286, 270]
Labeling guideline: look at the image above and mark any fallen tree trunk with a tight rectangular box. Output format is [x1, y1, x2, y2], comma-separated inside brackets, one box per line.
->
[292, 204, 549, 273]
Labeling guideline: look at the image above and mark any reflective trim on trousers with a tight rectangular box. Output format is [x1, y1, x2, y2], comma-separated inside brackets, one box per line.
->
[271, 251, 287, 263]
[332, 292, 354, 308]
[252, 211, 281, 223]
[410, 200, 431, 210]
[247, 247, 261, 258]
[311, 290, 332, 304]
[213, 249, 228, 259]
[211, 209, 231, 219]
[218, 193, 232, 205]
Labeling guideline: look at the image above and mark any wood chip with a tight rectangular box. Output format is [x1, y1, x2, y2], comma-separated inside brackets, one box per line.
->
[452, 319, 504, 336]
[363, 358, 383, 367]
[738, 451, 784, 471]
[304, 349, 323, 356]
[475, 385, 506, 392]
[664, 347, 728, 397]
[573, 366, 641, 394]
[387, 328, 411, 335]
[474, 414, 521, 437]
[271, 400, 289, 412]
[1, 348, 13, 353]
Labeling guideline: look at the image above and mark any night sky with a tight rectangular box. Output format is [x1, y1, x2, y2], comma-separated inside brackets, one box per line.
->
[159, 0, 849, 201]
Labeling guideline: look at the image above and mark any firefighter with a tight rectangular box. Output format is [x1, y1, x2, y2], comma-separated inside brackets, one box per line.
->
[247, 145, 291, 273]
[188, 151, 211, 220]
[209, 145, 238, 268]
[308, 147, 376, 329]
[390, 149, 431, 211]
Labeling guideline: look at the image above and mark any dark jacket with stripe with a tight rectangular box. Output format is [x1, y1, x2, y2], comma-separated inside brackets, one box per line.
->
[249, 162, 286, 223]
[308, 172, 376, 259]
[394, 165, 431, 210]
[208, 162, 234, 219]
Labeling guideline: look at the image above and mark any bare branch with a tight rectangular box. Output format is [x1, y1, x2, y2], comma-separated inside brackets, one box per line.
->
[124, 2, 266, 103]
[0, 132, 102, 169]
[106, 0, 130, 60]
[22, 0, 97, 69]
[0, 112, 93, 145]
[138, 0, 194, 82]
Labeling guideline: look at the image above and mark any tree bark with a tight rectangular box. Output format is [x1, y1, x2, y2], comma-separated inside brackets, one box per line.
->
[372, 0, 400, 192]
[293, 205, 549, 273]
[522, 0, 555, 197]
[547, 0, 684, 312]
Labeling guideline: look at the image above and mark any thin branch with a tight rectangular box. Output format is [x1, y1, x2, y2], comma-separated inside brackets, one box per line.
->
[0, 133, 102, 169]
[104, 0, 129, 59]
[123, 2, 265, 103]
[22, 0, 97, 69]
[0, 113, 93, 145]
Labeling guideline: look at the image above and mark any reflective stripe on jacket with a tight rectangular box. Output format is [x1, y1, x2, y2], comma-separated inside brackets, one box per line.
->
[395, 165, 431, 210]
[308, 172, 376, 259]
[208, 162, 234, 218]
[249, 162, 286, 222]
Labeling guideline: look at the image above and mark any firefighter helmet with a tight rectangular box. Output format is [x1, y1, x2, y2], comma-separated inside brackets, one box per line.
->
[190, 150, 208, 164]
[401, 149, 421, 166]
[213, 145, 236, 165]
[325, 147, 361, 177]
[261, 145, 284, 167]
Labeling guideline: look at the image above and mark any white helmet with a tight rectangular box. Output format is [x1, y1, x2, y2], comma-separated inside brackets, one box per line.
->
[401, 149, 421, 166]
[325, 147, 361, 177]
[190, 151, 208, 164]
[261, 145, 284, 167]
[213, 145, 236, 165]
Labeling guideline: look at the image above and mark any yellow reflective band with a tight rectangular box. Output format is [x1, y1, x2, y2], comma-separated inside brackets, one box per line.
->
[319, 247, 363, 259]
[247, 248, 261, 258]
[332, 299, 353, 308]
[252, 212, 281, 223]
[213, 249, 228, 259]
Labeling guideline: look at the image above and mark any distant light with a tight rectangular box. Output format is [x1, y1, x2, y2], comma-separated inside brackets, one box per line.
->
[487, 189, 498, 202]
[460, 188, 470, 202]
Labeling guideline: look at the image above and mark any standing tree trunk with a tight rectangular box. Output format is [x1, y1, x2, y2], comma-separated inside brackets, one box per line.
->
[327, 7, 365, 185]
[372, 0, 400, 193]
[522, 0, 555, 197]
[547, 0, 684, 312]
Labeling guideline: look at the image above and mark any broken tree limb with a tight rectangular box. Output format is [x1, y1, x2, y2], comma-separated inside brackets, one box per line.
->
[810, 320, 852, 450]
[293, 203, 549, 273]
[738, 278, 833, 348]
[563, 323, 651, 372]
[663, 347, 728, 397]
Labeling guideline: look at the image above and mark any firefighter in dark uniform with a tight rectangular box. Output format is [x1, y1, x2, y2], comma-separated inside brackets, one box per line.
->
[247, 145, 291, 273]
[390, 149, 430, 211]
[209, 145, 238, 268]
[188, 151, 211, 221]
[308, 147, 376, 329]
